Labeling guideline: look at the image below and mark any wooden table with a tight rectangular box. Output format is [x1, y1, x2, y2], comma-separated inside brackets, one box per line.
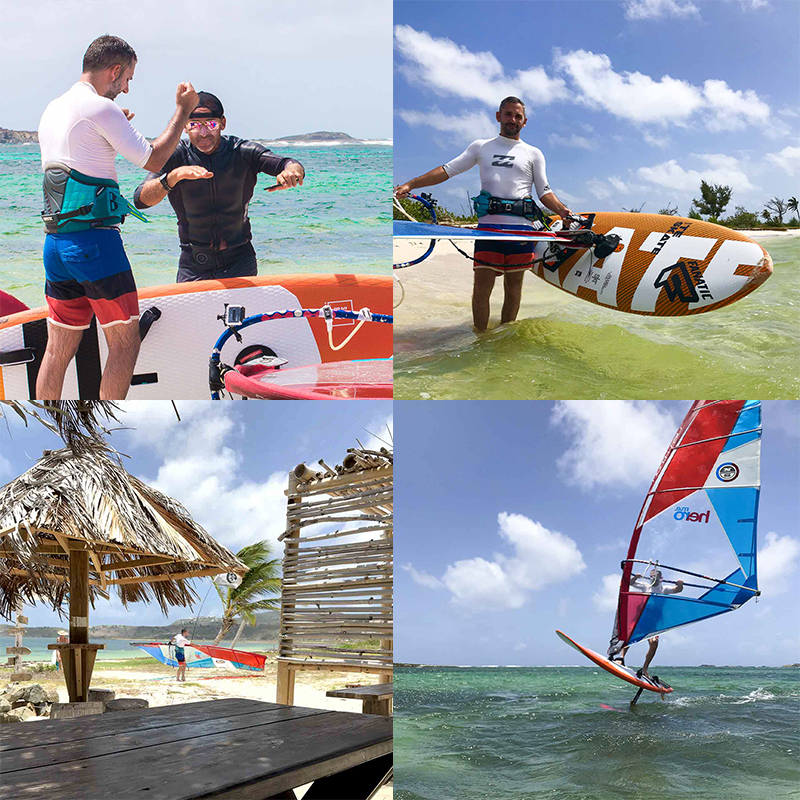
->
[0, 697, 392, 800]
[327, 683, 393, 716]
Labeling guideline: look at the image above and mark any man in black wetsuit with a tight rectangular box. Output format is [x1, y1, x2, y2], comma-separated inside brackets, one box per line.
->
[134, 91, 305, 281]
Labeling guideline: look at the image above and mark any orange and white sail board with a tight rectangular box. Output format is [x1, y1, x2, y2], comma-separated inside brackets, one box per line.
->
[555, 630, 672, 694]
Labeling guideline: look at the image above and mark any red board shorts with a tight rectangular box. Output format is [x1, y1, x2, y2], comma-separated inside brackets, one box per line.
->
[43, 229, 139, 329]
[473, 224, 536, 274]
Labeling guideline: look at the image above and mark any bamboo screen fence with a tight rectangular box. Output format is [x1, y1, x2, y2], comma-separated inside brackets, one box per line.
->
[276, 445, 392, 705]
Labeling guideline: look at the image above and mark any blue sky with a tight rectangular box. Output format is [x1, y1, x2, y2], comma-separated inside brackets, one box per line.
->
[394, 0, 799, 217]
[0, 401, 392, 628]
[1, 0, 392, 140]
[395, 400, 800, 667]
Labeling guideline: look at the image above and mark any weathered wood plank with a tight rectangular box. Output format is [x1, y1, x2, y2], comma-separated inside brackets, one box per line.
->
[0, 703, 392, 800]
[0, 705, 326, 772]
[0, 698, 269, 751]
[326, 683, 393, 700]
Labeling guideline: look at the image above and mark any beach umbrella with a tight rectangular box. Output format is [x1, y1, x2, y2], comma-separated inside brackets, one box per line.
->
[0, 443, 247, 702]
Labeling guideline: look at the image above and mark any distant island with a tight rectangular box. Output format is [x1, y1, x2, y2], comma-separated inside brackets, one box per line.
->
[2, 611, 279, 642]
[0, 127, 386, 145]
[274, 131, 358, 142]
[0, 127, 37, 144]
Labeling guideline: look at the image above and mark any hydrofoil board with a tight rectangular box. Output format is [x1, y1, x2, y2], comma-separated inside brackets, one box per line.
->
[556, 629, 672, 694]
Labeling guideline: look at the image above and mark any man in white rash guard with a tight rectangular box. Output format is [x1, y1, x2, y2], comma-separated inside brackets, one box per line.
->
[37, 35, 199, 399]
[395, 97, 573, 332]
[616, 567, 684, 678]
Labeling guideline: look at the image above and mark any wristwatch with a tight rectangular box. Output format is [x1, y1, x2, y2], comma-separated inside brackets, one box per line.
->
[159, 173, 173, 193]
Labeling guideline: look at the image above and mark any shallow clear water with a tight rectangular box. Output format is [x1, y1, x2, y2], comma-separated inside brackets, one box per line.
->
[395, 665, 800, 800]
[0, 142, 391, 308]
[394, 236, 799, 400]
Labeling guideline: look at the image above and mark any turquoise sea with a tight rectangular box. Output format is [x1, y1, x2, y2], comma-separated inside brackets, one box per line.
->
[1, 636, 275, 663]
[0, 142, 391, 309]
[395, 665, 800, 800]
[394, 235, 800, 400]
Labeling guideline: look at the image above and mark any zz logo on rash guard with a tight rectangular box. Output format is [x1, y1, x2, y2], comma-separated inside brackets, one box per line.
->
[492, 155, 515, 168]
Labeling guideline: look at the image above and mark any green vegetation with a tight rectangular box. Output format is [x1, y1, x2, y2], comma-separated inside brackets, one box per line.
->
[393, 185, 800, 231]
[212, 541, 281, 647]
[691, 181, 732, 221]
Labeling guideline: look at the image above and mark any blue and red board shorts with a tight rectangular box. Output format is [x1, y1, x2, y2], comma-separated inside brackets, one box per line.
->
[473, 224, 535, 273]
[43, 229, 139, 328]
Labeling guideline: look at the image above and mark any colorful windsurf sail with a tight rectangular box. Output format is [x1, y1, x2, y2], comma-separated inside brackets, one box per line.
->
[608, 400, 761, 658]
[192, 644, 267, 671]
[131, 642, 266, 671]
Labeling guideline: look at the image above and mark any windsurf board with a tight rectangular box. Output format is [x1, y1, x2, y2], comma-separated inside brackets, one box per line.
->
[556, 629, 672, 694]
[0, 274, 392, 400]
[530, 213, 772, 317]
[396, 213, 772, 317]
[224, 358, 393, 400]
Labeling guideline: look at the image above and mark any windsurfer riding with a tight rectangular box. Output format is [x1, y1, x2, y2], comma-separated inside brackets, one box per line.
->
[394, 96, 574, 332]
[613, 567, 684, 679]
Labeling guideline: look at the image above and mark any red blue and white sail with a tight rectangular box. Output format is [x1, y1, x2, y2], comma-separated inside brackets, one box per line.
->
[131, 642, 267, 671]
[608, 400, 761, 657]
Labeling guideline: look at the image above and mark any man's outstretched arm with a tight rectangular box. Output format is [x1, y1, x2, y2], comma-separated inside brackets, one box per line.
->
[395, 166, 449, 198]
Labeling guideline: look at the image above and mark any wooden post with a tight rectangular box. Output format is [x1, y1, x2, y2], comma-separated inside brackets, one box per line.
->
[50, 548, 104, 702]
[276, 472, 300, 706]
[276, 660, 295, 705]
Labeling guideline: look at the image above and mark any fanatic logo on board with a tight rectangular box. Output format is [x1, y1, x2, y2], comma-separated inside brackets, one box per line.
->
[673, 507, 710, 523]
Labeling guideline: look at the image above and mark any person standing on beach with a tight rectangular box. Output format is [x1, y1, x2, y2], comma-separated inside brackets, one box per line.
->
[173, 628, 192, 682]
[395, 97, 573, 332]
[53, 630, 69, 671]
[133, 92, 305, 282]
[36, 35, 199, 400]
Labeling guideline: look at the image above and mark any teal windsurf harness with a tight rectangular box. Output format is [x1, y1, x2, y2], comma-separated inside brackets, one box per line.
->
[41, 162, 148, 233]
[472, 189, 547, 225]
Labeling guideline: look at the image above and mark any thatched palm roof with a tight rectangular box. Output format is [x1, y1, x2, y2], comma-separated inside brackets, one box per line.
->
[0, 445, 247, 620]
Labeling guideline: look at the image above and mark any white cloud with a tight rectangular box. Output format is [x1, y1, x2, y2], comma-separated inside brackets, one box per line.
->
[403, 563, 443, 590]
[593, 574, 621, 612]
[623, 0, 701, 20]
[132, 409, 288, 552]
[608, 176, 632, 193]
[441, 512, 586, 610]
[586, 179, 613, 200]
[658, 630, 693, 646]
[551, 401, 678, 491]
[758, 532, 800, 595]
[701, 79, 771, 132]
[547, 133, 597, 151]
[557, 597, 572, 618]
[363, 413, 393, 452]
[394, 25, 568, 107]
[765, 146, 800, 177]
[643, 131, 670, 148]
[553, 49, 771, 132]
[513, 642, 528, 652]
[637, 154, 756, 193]
[397, 108, 496, 140]
[554, 49, 704, 126]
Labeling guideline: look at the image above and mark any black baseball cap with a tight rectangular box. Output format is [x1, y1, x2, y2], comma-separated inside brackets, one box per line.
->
[190, 91, 224, 119]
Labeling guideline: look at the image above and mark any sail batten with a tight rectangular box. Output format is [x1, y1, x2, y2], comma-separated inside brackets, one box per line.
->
[609, 400, 762, 658]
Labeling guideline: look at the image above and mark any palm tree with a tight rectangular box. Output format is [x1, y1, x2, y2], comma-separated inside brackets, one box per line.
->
[212, 540, 281, 646]
[788, 197, 798, 222]
[0, 401, 122, 453]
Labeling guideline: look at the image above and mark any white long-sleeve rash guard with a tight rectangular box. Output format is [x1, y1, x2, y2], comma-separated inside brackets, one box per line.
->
[38, 81, 152, 180]
[443, 135, 552, 228]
